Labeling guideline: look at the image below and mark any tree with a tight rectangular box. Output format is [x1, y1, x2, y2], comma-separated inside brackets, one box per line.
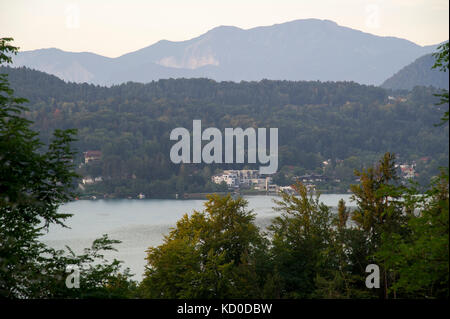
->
[375, 169, 449, 298]
[269, 182, 333, 298]
[139, 194, 269, 298]
[375, 44, 450, 297]
[350, 153, 407, 245]
[349, 153, 411, 298]
[432, 41, 449, 125]
[0, 38, 135, 298]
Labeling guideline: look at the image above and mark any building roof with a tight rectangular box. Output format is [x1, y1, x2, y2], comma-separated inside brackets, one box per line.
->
[84, 150, 102, 157]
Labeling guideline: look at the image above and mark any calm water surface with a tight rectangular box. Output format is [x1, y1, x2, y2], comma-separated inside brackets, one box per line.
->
[41, 194, 354, 280]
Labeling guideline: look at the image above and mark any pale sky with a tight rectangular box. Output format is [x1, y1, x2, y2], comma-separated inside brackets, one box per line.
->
[1, 0, 448, 58]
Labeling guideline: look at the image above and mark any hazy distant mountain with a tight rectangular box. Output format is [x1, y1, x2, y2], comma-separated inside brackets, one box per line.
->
[10, 19, 442, 86]
[381, 53, 449, 90]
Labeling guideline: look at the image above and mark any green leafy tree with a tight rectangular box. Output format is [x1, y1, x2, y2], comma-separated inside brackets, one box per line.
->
[432, 41, 449, 124]
[313, 199, 366, 299]
[375, 170, 449, 298]
[0, 38, 135, 298]
[139, 194, 269, 298]
[269, 182, 333, 298]
[350, 153, 411, 298]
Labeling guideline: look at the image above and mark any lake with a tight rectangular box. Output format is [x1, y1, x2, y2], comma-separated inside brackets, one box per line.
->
[40, 194, 355, 280]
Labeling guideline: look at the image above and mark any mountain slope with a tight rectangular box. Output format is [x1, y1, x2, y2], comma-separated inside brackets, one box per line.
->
[11, 48, 114, 83]
[381, 53, 449, 90]
[10, 19, 440, 85]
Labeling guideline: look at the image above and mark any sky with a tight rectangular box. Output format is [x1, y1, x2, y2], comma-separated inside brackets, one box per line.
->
[1, 0, 448, 58]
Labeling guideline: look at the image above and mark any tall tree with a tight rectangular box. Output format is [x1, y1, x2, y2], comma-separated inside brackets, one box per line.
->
[269, 182, 333, 298]
[375, 170, 449, 298]
[0, 38, 135, 298]
[140, 194, 269, 298]
[350, 153, 410, 298]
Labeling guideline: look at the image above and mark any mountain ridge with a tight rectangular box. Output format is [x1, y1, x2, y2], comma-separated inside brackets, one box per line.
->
[381, 52, 449, 90]
[9, 18, 444, 86]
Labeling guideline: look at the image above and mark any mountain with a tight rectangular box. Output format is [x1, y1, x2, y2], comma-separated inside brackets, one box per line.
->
[10, 19, 441, 86]
[381, 52, 449, 90]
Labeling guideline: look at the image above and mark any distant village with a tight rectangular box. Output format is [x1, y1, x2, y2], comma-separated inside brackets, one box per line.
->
[78, 150, 424, 198]
[211, 169, 294, 194]
[211, 160, 420, 194]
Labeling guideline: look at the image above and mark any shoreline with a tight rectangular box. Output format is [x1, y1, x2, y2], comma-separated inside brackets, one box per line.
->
[76, 189, 352, 201]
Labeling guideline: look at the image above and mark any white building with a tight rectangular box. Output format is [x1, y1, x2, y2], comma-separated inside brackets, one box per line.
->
[278, 185, 295, 194]
[82, 177, 94, 185]
[82, 176, 103, 185]
[212, 172, 238, 187]
[212, 169, 274, 190]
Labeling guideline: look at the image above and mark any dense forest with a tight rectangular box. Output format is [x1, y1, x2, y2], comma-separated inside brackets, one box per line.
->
[1, 38, 448, 300]
[1, 66, 448, 197]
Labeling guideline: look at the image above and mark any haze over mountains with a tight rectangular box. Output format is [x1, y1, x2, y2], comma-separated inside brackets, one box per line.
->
[10, 19, 443, 86]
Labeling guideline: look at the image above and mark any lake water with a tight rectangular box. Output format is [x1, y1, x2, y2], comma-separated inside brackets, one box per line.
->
[40, 194, 354, 280]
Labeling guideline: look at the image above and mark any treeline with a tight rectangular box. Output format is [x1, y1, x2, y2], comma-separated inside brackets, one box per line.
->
[1, 66, 448, 197]
[138, 155, 449, 298]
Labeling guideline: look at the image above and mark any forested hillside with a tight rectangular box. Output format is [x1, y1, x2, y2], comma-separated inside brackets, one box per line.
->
[382, 53, 449, 90]
[2, 66, 448, 197]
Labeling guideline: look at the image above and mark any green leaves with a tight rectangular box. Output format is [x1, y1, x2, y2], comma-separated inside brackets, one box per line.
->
[0, 38, 18, 65]
[432, 41, 449, 125]
[269, 183, 334, 298]
[1, 38, 135, 299]
[140, 162, 448, 299]
[385, 170, 449, 298]
[432, 42, 449, 73]
[140, 194, 267, 298]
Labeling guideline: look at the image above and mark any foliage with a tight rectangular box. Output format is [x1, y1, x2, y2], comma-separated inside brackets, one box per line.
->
[0, 38, 135, 298]
[268, 183, 333, 298]
[432, 41, 449, 124]
[375, 170, 449, 298]
[139, 194, 269, 298]
[140, 157, 448, 299]
[1, 37, 448, 299]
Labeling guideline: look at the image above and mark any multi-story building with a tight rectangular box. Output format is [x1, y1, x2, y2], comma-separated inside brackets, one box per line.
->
[212, 172, 238, 187]
[212, 170, 273, 190]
